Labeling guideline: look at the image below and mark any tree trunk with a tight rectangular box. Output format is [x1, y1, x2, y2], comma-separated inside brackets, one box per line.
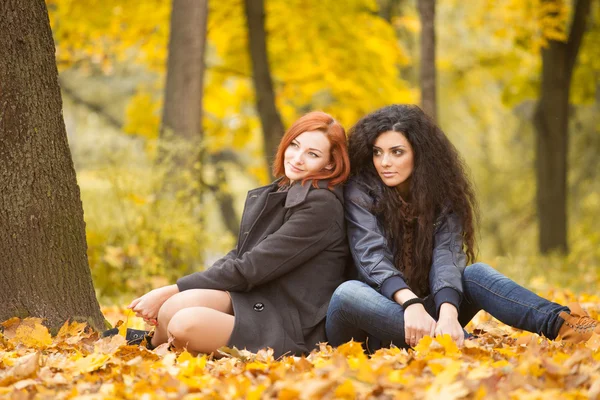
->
[377, 0, 402, 23]
[0, 0, 105, 330]
[417, 0, 437, 121]
[160, 0, 208, 163]
[533, 0, 591, 254]
[244, 0, 285, 176]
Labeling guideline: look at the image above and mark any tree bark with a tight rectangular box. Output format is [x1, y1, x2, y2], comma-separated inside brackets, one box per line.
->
[533, 0, 591, 254]
[244, 0, 285, 175]
[417, 0, 437, 121]
[160, 0, 208, 159]
[0, 0, 105, 330]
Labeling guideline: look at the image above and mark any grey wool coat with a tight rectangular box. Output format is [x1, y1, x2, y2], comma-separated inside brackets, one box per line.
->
[176, 179, 348, 357]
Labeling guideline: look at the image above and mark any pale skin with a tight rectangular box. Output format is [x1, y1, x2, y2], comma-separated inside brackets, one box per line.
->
[373, 130, 464, 347]
[128, 130, 334, 354]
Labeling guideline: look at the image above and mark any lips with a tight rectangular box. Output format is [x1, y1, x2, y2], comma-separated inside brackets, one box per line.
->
[381, 172, 396, 178]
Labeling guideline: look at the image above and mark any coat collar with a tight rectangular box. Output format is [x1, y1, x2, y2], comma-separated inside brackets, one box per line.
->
[284, 179, 344, 208]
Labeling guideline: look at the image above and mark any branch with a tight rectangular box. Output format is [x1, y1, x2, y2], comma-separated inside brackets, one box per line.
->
[59, 77, 123, 129]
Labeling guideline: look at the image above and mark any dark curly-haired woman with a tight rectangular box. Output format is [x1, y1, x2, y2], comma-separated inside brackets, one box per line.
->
[326, 104, 599, 350]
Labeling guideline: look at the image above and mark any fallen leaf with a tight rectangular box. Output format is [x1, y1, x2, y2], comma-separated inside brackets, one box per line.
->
[11, 318, 52, 349]
[0, 352, 40, 386]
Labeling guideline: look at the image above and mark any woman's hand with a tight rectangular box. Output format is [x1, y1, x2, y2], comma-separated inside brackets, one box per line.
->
[127, 284, 179, 322]
[403, 303, 437, 347]
[435, 303, 464, 347]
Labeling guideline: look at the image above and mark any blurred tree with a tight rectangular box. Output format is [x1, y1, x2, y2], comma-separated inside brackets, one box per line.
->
[418, 0, 437, 121]
[161, 0, 208, 157]
[377, 0, 403, 22]
[533, 0, 591, 254]
[244, 0, 285, 176]
[161, 0, 243, 239]
[0, 0, 105, 330]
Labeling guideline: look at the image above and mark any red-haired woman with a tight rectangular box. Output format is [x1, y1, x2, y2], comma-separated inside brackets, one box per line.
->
[127, 111, 351, 357]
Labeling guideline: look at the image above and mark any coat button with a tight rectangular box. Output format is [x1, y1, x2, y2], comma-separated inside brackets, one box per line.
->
[253, 302, 264, 312]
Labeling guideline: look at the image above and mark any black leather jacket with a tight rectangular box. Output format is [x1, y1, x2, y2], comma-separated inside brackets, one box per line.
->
[344, 177, 466, 312]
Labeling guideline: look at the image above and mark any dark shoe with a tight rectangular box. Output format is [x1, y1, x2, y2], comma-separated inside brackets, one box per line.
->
[101, 327, 119, 338]
[125, 328, 152, 345]
[102, 327, 154, 348]
[557, 303, 600, 343]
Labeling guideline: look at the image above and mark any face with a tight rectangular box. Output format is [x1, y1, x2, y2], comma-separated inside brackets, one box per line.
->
[372, 130, 414, 190]
[284, 130, 333, 182]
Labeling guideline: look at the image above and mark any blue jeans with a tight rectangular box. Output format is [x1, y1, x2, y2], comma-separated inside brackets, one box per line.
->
[326, 262, 569, 350]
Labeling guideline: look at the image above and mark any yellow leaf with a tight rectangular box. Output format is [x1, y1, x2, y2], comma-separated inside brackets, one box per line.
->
[495, 347, 519, 358]
[246, 361, 269, 371]
[12, 318, 52, 349]
[334, 379, 356, 399]
[56, 320, 88, 339]
[247, 384, 266, 400]
[432, 360, 462, 385]
[336, 340, 364, 358]
[426, 380, 469, 400]
[474, 386, 487, 400]
[118, 310, 136, 337]
[435, 334, 460, 356]
[72, 353, 110, 374]
[414, 335, 434, 355]
[94, 334, 126, 354]
[388, 369, 414, 385]
[491, 359, 511, 369]
[176, 350, 196, 365]
[278, 387, 300, 400]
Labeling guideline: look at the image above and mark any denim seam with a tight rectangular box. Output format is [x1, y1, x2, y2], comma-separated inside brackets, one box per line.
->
[464, 278, 552, 316]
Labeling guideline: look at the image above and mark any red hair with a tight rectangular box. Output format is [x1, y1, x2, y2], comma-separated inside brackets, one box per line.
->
[273, 111, 350, 188]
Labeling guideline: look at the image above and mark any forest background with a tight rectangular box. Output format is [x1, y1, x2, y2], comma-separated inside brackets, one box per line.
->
[34, 0, 600, 304]
[1, 0, 600, 398]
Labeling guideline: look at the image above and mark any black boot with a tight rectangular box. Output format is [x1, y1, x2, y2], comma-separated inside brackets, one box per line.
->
[102, 327, 155, 348]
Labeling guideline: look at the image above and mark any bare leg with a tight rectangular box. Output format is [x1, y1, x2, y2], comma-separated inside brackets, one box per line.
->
[167, 307, 235, 354]
[151, 289, 233, 347]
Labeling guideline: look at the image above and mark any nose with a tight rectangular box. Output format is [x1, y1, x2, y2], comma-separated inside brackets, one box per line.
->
[381, 153, 391, 167]
[293, 152, 304, 165]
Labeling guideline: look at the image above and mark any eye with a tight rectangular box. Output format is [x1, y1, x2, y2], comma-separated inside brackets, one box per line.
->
[290, 141, 299, 148]
[372, 148, 382, 156]
[308, 152, 320, 158]
[393, 149, 404, 156]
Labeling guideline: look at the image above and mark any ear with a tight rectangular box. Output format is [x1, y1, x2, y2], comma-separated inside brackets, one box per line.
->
[325, 163, 334, 171]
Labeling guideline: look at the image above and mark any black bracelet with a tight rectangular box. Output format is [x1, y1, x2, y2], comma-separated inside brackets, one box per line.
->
[401, 297, 425, 310]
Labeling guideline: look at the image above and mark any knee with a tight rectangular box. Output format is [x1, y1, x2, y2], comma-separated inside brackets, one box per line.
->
[167, 307, 207, 344]
[157, 292, 187, 325]
[331, 281, 366, 305]
[463, 262, 493, 281]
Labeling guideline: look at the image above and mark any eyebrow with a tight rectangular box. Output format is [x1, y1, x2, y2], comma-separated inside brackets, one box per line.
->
[372, 144, 406, 150]
[293, 139, 323, 154]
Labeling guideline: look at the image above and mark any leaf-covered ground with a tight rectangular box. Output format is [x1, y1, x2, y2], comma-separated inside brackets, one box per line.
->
[2, 288, 600, 399]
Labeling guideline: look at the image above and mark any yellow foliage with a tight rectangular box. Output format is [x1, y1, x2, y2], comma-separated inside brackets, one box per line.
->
[3, 304, 600, 399]
[123, 90, 161, 140]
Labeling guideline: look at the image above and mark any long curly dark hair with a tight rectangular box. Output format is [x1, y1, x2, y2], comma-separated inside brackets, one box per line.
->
[348, 104, 478, 297]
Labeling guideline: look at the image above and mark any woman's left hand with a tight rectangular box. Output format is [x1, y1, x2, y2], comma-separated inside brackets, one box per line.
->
[127, 284, 179, 321]
[434, 303, 464, 347]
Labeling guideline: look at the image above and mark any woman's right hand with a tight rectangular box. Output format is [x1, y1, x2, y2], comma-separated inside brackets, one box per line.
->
[403, 303, 437, 347]
[127, 284, 179, 322]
